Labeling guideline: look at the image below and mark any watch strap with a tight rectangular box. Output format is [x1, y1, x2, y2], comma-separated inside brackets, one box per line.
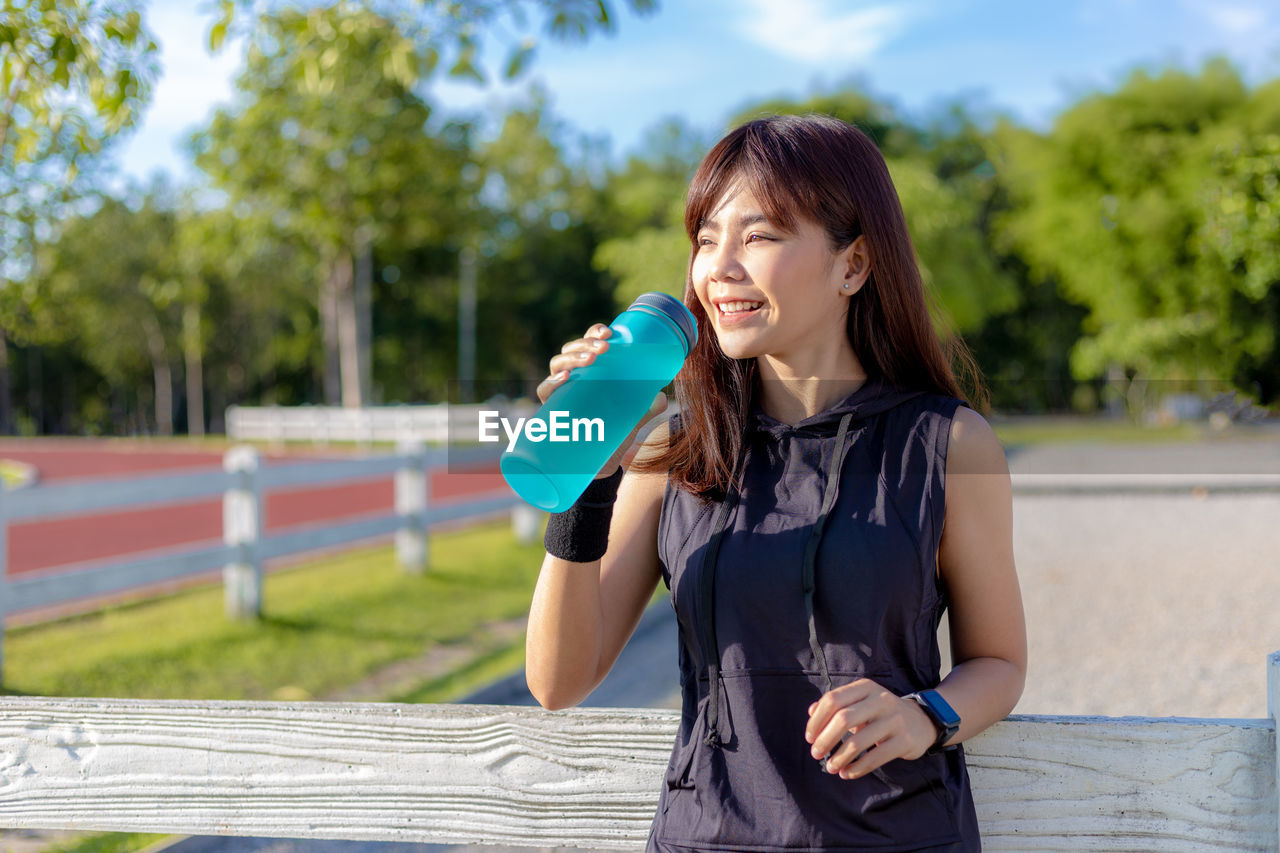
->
[904, 690, 960, 755]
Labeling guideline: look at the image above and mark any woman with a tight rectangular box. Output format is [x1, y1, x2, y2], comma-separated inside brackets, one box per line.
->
[526, 114, 1026, 852]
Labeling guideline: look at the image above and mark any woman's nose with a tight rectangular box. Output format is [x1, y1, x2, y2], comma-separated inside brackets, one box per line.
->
[708, 243, 744, 282]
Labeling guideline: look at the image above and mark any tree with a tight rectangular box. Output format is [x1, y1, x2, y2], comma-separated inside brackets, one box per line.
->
[34, 186, 183, 435]
[1197, 124, 1280, 402]
[469, 89, 616, 398]
[992, 57, 1271, 407]
[173, 202, 320, 432]
[192, 2, 475, 407]
[207, 0, 657, 84]
[1, 0, 157, 431]
[193, 0, 658, 409]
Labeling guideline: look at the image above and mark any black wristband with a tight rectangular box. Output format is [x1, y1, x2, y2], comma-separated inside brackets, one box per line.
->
[543, 465, 624, 563]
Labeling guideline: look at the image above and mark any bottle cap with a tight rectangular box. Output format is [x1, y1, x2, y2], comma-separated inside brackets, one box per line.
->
[629, 292, 698, 355]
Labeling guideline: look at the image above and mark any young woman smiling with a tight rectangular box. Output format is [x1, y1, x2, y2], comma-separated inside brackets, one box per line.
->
[526, 114, 1026, 852]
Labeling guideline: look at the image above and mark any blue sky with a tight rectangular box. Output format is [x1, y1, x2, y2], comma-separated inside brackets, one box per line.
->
[112, 0, 1280, 186]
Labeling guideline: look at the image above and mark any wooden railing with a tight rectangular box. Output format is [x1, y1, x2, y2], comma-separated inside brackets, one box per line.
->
[0, 651, 1275, 851]
[225, 401, 536, 446]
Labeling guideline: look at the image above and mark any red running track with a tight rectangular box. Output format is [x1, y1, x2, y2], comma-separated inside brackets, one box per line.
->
[0, 440, 510, 577]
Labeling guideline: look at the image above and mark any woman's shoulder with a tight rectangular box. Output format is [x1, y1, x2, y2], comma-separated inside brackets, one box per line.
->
[946, 405, 1007, 477]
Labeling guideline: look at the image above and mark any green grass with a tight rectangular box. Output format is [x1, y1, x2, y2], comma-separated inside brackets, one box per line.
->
[991, 418, 1209, 446]
[3, 518, 546, 702]
[40, 833, 177, 853]
[393, 639, 529, 704]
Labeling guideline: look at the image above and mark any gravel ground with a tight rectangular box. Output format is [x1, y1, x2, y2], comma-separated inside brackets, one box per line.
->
[992, 489, 1280, 720]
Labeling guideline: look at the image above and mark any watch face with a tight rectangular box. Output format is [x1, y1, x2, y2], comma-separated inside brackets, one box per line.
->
[920, 690, 961, 727]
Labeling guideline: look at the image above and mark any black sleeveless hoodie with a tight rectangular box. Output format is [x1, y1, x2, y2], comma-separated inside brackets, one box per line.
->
[647, 375, 982, 852]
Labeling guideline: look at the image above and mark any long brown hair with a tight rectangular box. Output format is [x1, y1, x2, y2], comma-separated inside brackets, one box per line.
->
[632, 114, 987, 499]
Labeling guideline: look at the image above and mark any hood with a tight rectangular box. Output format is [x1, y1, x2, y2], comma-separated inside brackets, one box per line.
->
[747, 374, 926, 438]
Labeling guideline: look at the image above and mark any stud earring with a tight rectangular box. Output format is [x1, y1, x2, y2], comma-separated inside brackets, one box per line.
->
[843, 283, 851, 289]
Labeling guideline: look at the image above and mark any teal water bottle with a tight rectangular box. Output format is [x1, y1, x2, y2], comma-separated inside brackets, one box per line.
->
[499, 292, 697, 512]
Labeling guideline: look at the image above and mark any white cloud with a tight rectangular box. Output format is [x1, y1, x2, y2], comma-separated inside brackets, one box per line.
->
[1178, 0, 1270, 36]
[112, 1, 244, 182]
[145, 2, 242, 134]
[735, 0, 912, 65]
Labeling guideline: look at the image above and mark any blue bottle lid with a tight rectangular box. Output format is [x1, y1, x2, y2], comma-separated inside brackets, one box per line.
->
[629, 292, 698, 355]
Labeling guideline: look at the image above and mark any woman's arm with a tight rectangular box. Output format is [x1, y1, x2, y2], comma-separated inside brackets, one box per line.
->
[524, 423, 669, 711]
[806, 405, 1027, 777]
[926, 405, 1028, 747]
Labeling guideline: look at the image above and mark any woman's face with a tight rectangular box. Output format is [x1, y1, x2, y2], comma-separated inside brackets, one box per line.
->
[691, 184, 855, 364]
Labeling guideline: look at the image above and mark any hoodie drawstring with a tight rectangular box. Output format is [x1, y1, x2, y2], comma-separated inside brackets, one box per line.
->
[698, 412, 856, 748]
[802, 412, 855, 697]
[698, 443, 745, 749]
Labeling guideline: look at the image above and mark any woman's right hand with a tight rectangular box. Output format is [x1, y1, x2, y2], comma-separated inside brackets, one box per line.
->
[536, 323, 669, 480]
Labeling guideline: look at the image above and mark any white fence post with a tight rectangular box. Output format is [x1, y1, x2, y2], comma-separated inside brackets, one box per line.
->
[511, 502, 541, 545]
[223, 446, 262, 620]
[1269, 649, 1279, 852]
[395, 441, 427, 574]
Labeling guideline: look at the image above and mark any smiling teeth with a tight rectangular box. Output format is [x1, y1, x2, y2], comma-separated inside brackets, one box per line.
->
[719, 301, 763, 314]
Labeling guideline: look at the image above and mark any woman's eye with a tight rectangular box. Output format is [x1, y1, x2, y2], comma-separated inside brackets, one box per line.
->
[746, 233, 770, 243]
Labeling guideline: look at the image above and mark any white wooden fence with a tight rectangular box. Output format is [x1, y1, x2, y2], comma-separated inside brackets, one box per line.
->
[0, 649, 1275, 850]
[0, 442, 542, 677]
[226, 402, 537, 446]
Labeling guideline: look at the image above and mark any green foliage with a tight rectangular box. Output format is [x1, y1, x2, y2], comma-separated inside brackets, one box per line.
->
[887, 155, 1019, 332]
[176, 201, 321, 405]
[36, 190, 176, 372]
[593, 118, 708, 309]
[0, 0, 156, 164]
[41, 832, 173, 853]
[0, 0, 158, 284]
[209, 0, 657, 86]
[993, 56, 1276, 396]
[11, 6, 1280, 430]
[192, 3, 479, 407]
[469, 91, 617, 395]
[193, 3, 474, 258]
[1197, 130, 1280, 399]
[29, 186, 184, 435]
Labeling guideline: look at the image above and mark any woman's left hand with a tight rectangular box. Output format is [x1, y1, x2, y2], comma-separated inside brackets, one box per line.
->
[804, 679, 939, 779]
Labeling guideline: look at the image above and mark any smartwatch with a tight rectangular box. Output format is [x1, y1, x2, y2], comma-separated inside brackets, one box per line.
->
[903, 689, 960, 755]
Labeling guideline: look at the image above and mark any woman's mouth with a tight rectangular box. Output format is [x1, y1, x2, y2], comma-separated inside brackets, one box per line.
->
[715, 300, 764, 327]
[717, 301, 763, 316]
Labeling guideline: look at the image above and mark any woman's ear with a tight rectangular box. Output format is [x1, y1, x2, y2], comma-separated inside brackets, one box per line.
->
[839, 235, 872, 296]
